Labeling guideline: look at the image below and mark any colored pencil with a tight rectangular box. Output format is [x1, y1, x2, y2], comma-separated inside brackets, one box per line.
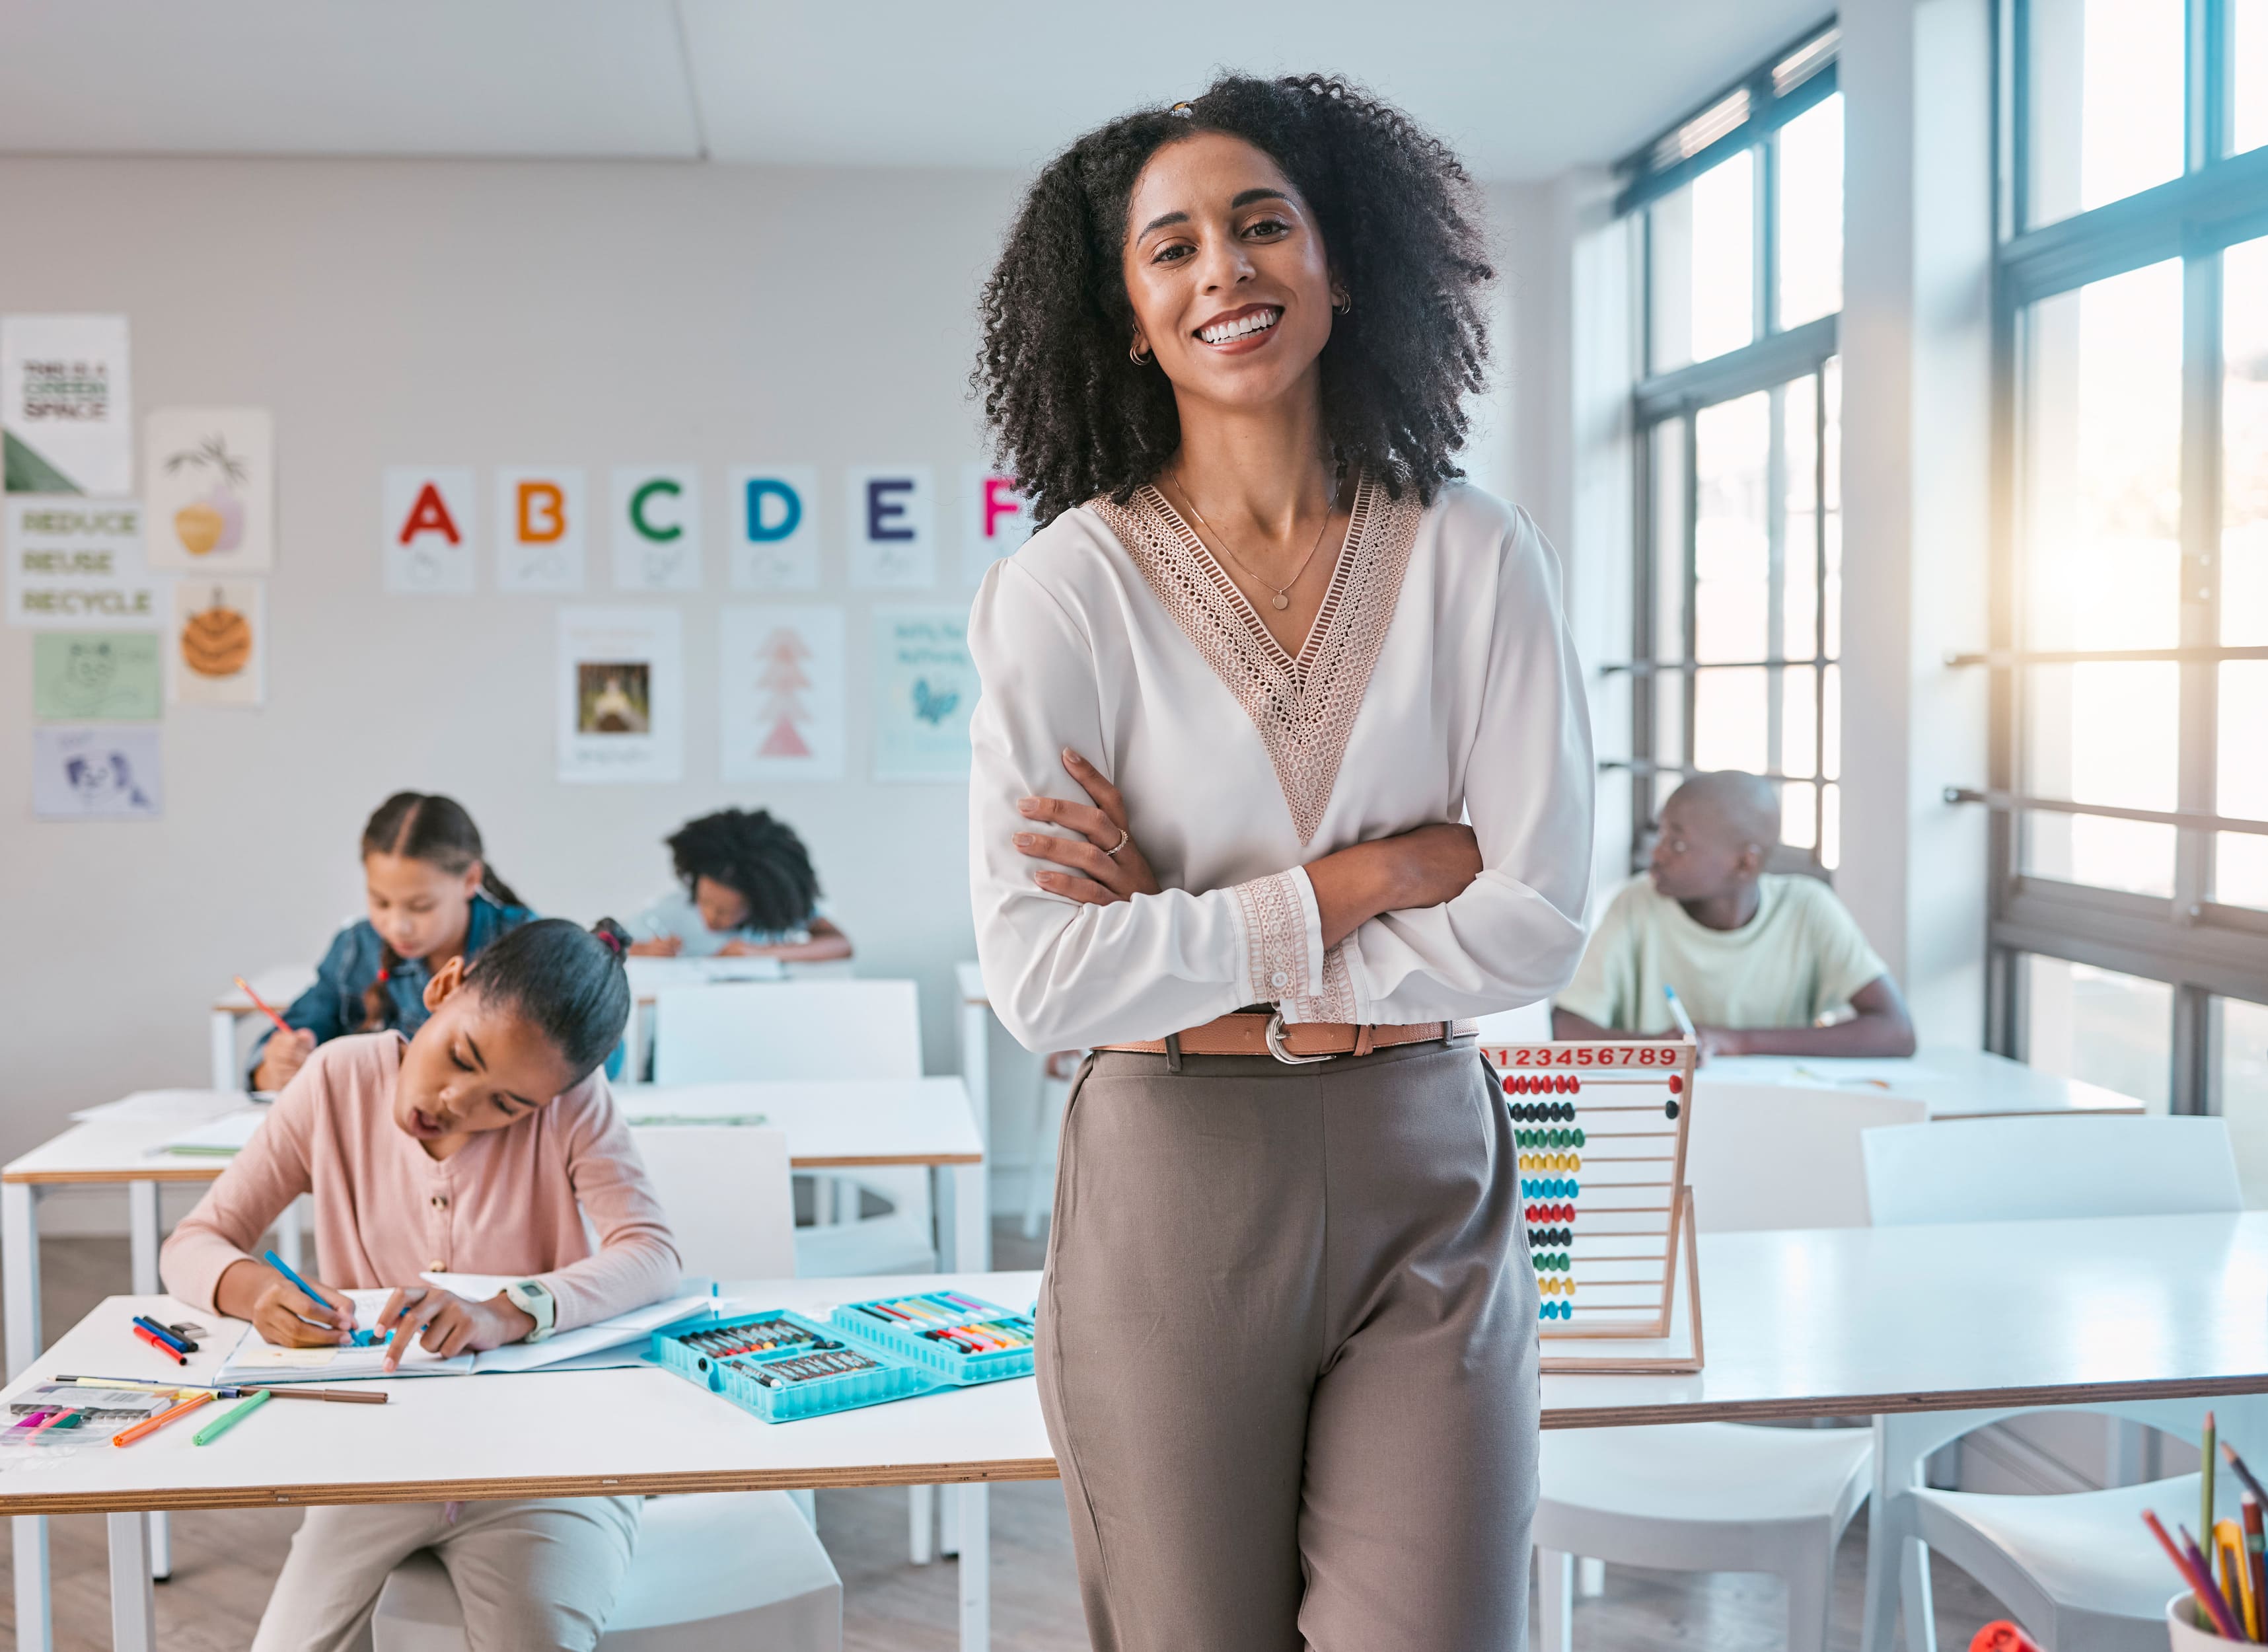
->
[233, 975, 294, 1037]
[192, 1388, 272, 1446]
[2245, 1495, 2265, 1645]
[2186, 1524, 2250, 1641]
[112, 1391, 217, 1447]
[2225, 1441, 2268, 1510]
[2215, 1519, 2252, 1639]
[55, 1374, 217, 1394]
[129, 1324, 189, 1366]
[2210, 1413, 2221, 1563]
[2146, 1509, 2244, 1640]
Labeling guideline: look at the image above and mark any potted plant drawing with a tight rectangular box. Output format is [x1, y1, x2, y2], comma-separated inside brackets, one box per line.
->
[165, 433, 251, 556]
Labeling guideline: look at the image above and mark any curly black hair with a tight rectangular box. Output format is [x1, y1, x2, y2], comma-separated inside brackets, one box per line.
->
[974, 72, 1495, 529]
[666, 809, 820, 935]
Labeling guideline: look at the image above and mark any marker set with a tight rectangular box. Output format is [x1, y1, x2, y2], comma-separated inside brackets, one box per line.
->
[648, 1291, 1037, 1423]
[3, 1386, 167, 1448]
[832, 1291, 1036, 1384]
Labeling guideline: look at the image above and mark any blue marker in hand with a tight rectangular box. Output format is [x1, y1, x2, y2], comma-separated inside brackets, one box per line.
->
[262, 1249, 384, 1347]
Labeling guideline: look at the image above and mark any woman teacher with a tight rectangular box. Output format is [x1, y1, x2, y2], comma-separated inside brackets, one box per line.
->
[969, 74, 1593, 1650]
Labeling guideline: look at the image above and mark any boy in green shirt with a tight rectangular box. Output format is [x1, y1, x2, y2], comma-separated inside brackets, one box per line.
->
[1551, 771, 1917, 1057]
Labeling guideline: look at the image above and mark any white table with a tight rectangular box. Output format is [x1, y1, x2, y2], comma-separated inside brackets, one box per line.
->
[1, 1271, 1044, 1652]
[1696, 1045, 2147, 1120]
[956, 961, 992, 1154]
[3, 1076, 985, 1652]
[16, 1215, 2268, 1651]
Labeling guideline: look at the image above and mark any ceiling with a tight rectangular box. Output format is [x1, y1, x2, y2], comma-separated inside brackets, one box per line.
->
[0, 1, 1831, 181]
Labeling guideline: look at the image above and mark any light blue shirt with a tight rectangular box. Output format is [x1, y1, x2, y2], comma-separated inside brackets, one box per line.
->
[631, 888, 824, 958]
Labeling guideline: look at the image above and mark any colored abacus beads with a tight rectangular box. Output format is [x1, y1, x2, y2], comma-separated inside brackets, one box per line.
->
[1503, 1073, 1581, 1096]
[1509, 1101, 1577, 1123]
[1525, 1226, 1572, 1247]
[1539, 1300, 1574, 1321]
[1514, 1128, 1586, 1148]
[1520, 1176, 1580, 1199]
[1531, 1252, 1572, 1272]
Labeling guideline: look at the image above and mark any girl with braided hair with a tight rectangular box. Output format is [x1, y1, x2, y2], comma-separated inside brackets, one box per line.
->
[627, 807, 852, 963]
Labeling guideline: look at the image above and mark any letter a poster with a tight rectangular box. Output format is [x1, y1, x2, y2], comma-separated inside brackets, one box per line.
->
[382, 467, 476, 593]
[720, 606, 845, 782]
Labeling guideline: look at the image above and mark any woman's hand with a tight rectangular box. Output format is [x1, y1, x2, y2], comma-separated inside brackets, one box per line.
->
[373, 1286, 537, 1373]
[216, 1258, 355, 1348]
[1379, 822, 1482, 909]
[1308, 822, 1483, 948]
[1014, 749, 1163, 907]
[251, 1028, 316, 1092]
[626, 936, 680, 957]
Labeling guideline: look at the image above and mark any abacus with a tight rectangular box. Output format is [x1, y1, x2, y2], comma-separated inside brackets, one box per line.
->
[1482, 1040, 1704, 1374]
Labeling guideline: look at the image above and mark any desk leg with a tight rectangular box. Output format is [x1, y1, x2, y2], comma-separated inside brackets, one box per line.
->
[210, 1008, 239, 1091]
[5, 1182, 52, 1652]
[940, 1162, 988, 1273]
[959, 1000, 991, 1154]
[108, 1511, 157, 1652]
[126, 1181, 174, 1581]
[957, 1483, 990, 1652]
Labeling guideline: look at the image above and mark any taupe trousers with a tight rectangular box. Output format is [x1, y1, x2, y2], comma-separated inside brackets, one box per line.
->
[1038, 1037, 1540, 1651]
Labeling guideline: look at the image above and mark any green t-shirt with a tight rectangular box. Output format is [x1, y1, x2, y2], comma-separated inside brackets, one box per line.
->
[1555, 874, 1891, 1034]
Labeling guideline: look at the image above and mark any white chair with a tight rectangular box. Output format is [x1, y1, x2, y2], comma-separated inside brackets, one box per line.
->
[652, 980, 937, 1278]
[371, 1125, 842, 1652]
[1858, 1114, 2246, 1652]
[1532, 1088, 1928, 1652]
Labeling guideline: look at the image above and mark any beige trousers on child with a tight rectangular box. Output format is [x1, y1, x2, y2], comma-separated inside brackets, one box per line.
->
[1038, 1038, 1542, 1652]
[251, 1495, 643, 1652]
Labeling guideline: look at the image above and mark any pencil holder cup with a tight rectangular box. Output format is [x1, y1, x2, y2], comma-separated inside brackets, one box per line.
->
[2170, 1591, 2248, 1648]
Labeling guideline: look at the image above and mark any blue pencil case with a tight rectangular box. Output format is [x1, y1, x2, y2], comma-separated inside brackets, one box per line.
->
[647, 1309, 943, 1424]
[828, 1290, 1036, 1384]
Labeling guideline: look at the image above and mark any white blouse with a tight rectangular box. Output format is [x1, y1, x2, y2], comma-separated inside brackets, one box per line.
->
[967, 475, 1593, 1053]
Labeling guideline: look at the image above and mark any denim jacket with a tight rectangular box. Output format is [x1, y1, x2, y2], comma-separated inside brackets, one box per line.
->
[247, 895, 534, 1086]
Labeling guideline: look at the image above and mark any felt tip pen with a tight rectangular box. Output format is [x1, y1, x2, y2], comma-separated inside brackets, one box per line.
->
[113, 1391, 218, 1447]
[129, 1324, 190, 1366]
[131, 1316, 195, 1354]
[1663, 986, 1700, 1044]
[192, 1387, 272, 1446]
[261, 1248, 363, 1339]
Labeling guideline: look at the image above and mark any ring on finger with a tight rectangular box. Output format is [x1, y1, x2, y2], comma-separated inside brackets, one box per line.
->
[1103, 826, 1130, 858]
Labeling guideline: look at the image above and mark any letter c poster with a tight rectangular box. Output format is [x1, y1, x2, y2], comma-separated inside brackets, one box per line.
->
[383, 467, 476, 594]
[612, 465, 702, 591]
[495, 466, 586, 593]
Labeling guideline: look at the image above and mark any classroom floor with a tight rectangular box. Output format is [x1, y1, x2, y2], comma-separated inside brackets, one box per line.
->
[0, 1223, 2005, 1651]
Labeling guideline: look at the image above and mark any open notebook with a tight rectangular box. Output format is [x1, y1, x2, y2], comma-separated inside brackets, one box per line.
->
[215, 1276, 719, 1384]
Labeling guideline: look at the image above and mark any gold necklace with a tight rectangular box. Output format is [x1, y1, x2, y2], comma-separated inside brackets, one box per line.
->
[1169, 469, 1336, 613]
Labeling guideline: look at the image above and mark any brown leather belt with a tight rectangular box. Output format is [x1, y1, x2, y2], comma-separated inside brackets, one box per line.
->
[1099, 1009, 1477, 1065]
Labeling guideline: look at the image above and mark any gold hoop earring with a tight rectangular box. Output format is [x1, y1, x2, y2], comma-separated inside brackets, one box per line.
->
[1331, 291, 1352, 315]
[1130, 339, 1152, 365]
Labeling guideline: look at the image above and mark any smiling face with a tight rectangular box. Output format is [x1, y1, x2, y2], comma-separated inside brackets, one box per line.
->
[365, 850, 481, 963]
[393, 959, 575, 1145]
[1121, 131, 1338, 416]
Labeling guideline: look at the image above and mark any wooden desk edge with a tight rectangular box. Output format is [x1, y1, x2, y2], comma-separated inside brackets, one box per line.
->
[1535, 1370, 2268, 1431]
[5, 1151, 986, 1183]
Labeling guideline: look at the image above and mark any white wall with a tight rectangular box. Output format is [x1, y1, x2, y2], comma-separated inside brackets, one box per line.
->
[0, 157, 1029, 1184]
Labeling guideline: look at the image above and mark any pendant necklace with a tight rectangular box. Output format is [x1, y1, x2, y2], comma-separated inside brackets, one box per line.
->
[1169, 469, 1335, 613]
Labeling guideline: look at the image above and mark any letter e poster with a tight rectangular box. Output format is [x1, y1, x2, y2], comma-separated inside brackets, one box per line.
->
[558, 607, 684, 784]
[872, 605, 975, 782]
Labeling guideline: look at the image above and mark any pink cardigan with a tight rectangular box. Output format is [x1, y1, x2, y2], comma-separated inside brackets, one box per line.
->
[161, 1032, 680, 1333]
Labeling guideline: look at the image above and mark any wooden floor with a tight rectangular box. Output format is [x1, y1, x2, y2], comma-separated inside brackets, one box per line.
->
[0, 1225, 2006, 1651]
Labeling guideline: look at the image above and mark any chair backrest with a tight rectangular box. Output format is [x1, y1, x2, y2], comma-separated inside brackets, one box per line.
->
[1684, 1088, 1930, 1232]
[653, 979, 922, 1084]
[629, 1125, 795, 1280]
[1475, 1001, 1552, 1044]
[1862, 1114, 2242, 1226]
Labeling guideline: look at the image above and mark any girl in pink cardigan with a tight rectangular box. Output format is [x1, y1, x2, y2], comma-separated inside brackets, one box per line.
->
[163, 917, 678, 1652]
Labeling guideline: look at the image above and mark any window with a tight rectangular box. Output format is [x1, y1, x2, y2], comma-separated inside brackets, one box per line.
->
[1974, 0, 2268, 1135]
[1609, 22, 1844, 876]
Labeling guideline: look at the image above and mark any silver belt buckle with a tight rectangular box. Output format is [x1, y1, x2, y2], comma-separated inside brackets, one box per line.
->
[1264, 1008, 1334, 1065]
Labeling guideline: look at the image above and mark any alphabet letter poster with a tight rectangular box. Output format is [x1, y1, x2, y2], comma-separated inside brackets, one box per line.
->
[383, 467, 476, 593]
[848, 465, 935, 589]
[145, 408, 275, 572]
[872, 605, 975, 781]
[612, 465, 702, 592]
[729, 466, 818, 591]
[171, 579, 266, 707]
[720, 605, 845, 782]
[495, 466, 586, 593]
[7, 498, 166, 629]
[558, 606, 684, 784]
[33, 726, 163, 819]
[3, 315, 132, 496]
[961, 465, 1033, 585]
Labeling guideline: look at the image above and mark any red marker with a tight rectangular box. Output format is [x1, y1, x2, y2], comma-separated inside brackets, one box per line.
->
[130, 1323, 190, 1366]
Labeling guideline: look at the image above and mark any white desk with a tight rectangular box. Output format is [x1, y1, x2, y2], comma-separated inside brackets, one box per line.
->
[1696, 1045, 2147, 1120]
[15, 1215, 2268, 1651]
[956, 961, 992, 1154]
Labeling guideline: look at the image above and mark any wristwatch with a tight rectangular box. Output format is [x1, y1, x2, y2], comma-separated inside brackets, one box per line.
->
[502, 1279, 556, 1343]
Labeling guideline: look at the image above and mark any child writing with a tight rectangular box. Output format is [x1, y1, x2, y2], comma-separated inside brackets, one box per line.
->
[626, 806, 852, 962]
[1552, 770, 1918, 1057]
[249, 791, 533, 1092]
[162, 917, 675, 1652]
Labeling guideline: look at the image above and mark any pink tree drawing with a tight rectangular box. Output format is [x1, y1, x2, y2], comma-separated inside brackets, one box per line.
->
[756, 628, 815, 758]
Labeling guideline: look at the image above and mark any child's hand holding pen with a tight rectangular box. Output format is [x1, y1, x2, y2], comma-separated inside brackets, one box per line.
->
[245, 1269, 355, 1347]
[374, 1287, 537, 1373]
